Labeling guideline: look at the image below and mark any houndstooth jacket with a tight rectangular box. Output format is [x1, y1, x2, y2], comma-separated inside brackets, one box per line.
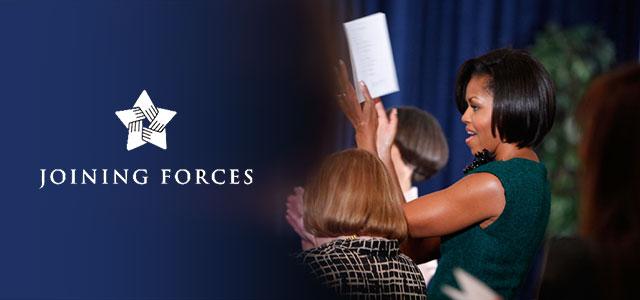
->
[297, 237, 427, 299]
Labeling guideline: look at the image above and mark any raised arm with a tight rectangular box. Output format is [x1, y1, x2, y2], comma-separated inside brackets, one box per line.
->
[403, 172, 506, 238]
[336, 60, 378, 155]
[335, 60, 505, 239]
[335, 60, 403, 205]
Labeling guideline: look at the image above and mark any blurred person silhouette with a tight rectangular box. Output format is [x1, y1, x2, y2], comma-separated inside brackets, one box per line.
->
[539, 63, 640, 300]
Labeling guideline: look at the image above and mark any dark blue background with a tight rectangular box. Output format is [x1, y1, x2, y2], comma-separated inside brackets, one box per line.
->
[1, 1, 337, 298]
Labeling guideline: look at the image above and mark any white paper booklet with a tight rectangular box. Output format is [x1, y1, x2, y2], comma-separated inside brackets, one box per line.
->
[343, 12, 399, 102]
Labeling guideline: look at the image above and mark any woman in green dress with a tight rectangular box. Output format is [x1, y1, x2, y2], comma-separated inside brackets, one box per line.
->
[336, 48, 555, 299]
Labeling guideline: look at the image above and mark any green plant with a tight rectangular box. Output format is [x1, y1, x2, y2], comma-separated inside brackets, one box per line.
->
[530, 24, 615, 236]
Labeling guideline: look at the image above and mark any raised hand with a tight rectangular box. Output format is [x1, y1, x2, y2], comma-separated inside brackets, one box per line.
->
[374, 101, 398, 160]
[336, 60, 378, 154]
[285, 187, 316, 250]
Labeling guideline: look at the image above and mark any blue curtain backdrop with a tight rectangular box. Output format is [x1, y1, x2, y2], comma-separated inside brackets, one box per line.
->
[332, 0, 639, 194]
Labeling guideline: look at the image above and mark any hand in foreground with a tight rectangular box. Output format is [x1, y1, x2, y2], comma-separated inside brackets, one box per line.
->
[285, 187, 316, 250]
[335, 60, 378, 154]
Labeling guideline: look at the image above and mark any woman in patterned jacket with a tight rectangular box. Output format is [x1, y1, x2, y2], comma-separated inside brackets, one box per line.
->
[295, 149, 426, 299]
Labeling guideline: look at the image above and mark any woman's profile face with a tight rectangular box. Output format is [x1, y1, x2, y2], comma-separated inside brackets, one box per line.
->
[461, 75, 501, 154]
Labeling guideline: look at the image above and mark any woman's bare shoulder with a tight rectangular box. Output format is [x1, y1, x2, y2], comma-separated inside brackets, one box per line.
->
[447, 172, 504, 198]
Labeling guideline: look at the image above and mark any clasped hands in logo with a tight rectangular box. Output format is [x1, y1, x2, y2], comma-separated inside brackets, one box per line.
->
[116, 90, 177, 150]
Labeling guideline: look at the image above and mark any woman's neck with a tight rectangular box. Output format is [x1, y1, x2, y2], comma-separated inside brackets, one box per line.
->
[494, 143, 539, 162]
[391, 146, 415, 193]
[397, 165, 414, 193]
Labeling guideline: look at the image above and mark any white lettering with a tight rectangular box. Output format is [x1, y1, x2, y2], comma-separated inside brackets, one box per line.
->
[244, 169, 253, 185]
[113, 169, 128, 184]
[70, 169, 77, 184]
[175, 169, 191, 185]
[195, 169, 209, 184]
[212, 169, 226, 185]
[133, 169, 148, 185]
[82, 169, 97, 185]
[161, 169, 171, 184]
[50, 169, 66, 185]
[230, 169, 240, 185]
[39, 169, 46, 189]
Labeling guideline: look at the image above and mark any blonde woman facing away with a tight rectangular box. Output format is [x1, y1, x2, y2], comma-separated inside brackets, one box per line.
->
[291, 149, 426, 299]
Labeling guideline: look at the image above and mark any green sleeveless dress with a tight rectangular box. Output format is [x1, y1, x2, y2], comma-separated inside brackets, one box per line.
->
[427, 158, 550, 299]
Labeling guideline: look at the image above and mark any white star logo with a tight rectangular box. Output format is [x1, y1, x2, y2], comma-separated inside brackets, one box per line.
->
[115, 90, 177, 151]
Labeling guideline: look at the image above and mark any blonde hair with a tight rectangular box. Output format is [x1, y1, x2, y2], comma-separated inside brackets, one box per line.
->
[303, 149, 408, 241]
